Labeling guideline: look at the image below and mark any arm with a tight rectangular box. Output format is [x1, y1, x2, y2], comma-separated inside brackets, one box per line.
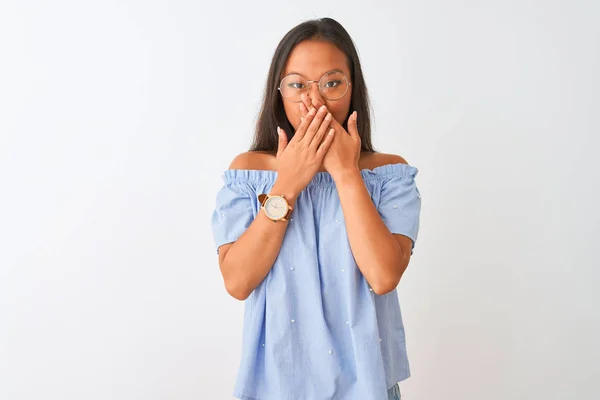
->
[217, 156, 298, 301]
[334, 156, 413, 295]
[296, 97, 414, 294]
[216, 107, 337, 300]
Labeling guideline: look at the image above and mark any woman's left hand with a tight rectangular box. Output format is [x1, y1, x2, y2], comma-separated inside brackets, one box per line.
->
[299, 94, 361, 180]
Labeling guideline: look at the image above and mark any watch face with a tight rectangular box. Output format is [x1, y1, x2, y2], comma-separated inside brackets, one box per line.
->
[264, 196, 288, 220]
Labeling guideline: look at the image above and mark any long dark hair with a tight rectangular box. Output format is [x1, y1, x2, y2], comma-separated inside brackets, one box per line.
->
[249, 18, 375, 153]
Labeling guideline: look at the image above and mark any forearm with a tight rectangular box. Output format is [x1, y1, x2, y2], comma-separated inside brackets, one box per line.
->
[334, 170, 407, 294]
[221, 183, 297, 300]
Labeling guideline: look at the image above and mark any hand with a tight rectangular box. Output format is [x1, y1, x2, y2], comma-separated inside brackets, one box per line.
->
[273, 103, 336, 200]
[299, 94, 361, 181]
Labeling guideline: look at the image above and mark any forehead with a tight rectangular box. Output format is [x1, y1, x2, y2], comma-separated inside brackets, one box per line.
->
[283, 40, 350, 79]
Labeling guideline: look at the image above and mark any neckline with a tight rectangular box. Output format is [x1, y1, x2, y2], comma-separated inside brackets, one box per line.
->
[222, 162, 418, 185]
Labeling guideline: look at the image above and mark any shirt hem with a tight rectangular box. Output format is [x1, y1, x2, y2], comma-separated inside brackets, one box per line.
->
[233, 372, 411, 400]
[232, 392, 259, 400]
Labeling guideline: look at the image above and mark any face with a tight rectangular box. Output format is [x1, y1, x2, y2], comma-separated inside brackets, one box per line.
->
[280, 40, 352, 130]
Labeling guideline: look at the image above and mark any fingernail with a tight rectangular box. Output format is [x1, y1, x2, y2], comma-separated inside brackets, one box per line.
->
[277, 126, 281, 135]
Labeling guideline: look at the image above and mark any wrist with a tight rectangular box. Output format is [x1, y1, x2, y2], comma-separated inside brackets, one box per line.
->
[331, 166, 362, 185]
[270, 182, 298, 206]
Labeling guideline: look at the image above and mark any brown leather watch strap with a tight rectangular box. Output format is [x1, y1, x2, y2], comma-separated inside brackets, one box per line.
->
[284, 207, 293, 220]
[258, 193, 268, 206]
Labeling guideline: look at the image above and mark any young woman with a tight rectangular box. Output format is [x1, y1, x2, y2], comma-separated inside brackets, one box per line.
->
[211, 17, 421, 400]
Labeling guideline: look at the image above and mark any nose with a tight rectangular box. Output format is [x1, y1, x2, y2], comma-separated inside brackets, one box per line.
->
[306, 82, 325, 105]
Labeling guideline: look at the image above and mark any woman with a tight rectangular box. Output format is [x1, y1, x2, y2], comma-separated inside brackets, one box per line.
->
[211, 17, 421, 400]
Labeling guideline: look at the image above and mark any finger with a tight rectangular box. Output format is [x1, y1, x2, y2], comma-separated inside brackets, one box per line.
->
[309, 111, 333, 149]
[348, 111, 360, 139]
[301, 104, 328, 144]
[299, 102, 309, 124]
[308, 98, 347, 132]
[301, 93, 315, 113]
[293, 106, 317, 142]
[299, 102, 309, 117]
[276, 127, 288, 158]
[311, 97, 325, 111]
[316, 128, 336, 156]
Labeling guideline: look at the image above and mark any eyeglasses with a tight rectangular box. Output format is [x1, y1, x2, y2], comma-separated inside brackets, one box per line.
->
[278, 70, 351, 103]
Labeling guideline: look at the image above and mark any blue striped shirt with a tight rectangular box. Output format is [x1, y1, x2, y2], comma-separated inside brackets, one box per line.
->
[211, 163, 421, 400]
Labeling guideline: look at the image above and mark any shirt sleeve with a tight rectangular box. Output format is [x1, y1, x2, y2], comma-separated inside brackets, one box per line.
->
[377, 171, 422, 255]
[211, 181, 256, 254]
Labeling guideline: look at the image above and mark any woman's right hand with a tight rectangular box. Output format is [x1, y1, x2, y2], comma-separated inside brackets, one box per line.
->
[272, 104, 335, 201]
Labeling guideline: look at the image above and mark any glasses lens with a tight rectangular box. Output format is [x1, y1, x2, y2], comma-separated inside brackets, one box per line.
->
[319, 71, 349, 100]
[280, 74, 306, 102]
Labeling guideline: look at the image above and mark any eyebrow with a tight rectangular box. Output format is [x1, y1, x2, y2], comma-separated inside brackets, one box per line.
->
[284, 68, 346, 79]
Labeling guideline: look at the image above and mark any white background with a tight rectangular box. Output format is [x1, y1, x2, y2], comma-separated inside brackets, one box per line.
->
[1, 1, 599, 399]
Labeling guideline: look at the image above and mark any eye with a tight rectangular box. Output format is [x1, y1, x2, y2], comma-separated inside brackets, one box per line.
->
[287, 82, 305, 89]
[323, 80, 341, 88]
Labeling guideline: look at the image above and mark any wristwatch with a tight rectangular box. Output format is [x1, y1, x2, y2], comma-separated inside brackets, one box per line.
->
[258, 193, 293, 222]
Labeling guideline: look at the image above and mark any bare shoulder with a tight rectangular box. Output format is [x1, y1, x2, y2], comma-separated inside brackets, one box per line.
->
[360, 152, 409, 170]
[228, 151, 277, 171]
